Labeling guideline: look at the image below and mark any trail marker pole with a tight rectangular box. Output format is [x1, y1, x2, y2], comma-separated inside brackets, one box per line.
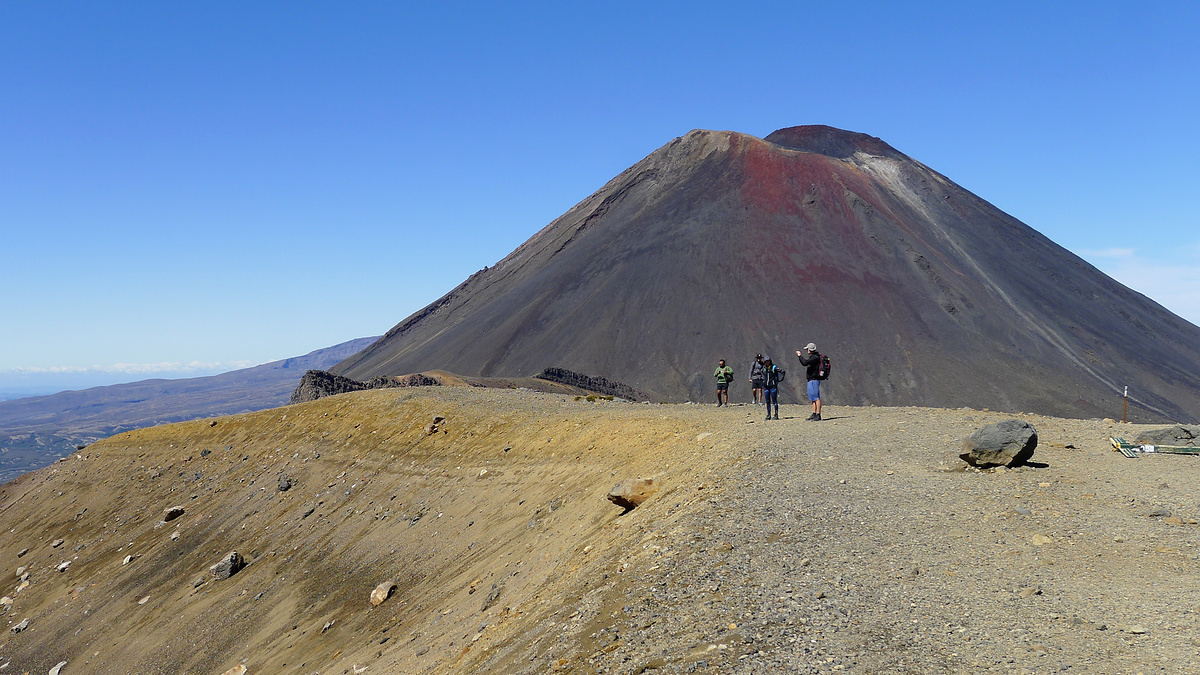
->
[1123, 386, 1128, 423]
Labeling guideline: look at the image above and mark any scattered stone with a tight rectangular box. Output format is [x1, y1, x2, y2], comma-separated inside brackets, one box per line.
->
[277, 475, 293, 492]
[193, 577, 206, 588]
[49, 661, 67, 675]
[322, 619, 336, 633]
[481, 583, 502, 612]
[200, 448, 211, 457]
[1164, 516, 1185, 525]
[1130, 624, 1147, 634]
[10, 618, 28, 633]
[1148, 509, 1171, 518]
[220, 665, 248, 675]
[210, 551, 246, 580]
[0, 596, 11, 610]
[171, 531, 180, 541]
[1030, 534, 1053, 546]
[302, 506, 316, 519]
[14, 566, 25, 578]
[123, 555, 133, 565]
[56, 561, 71, 572]
[608, 478, 658, 510]
[1013, 506, 1032, 516]
[138, 595, 150, 605]
[960, 420, 1038, 467]
[16, 548, 28, 558]
[370, 581, 397, 607]
[162, 506, 185, 522]
[1019, 587, 1042, 598]
[52, 539, 65, 548]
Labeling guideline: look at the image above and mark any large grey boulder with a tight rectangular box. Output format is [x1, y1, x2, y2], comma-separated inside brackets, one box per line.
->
[1135, 425, 1200, 447]
[960, 420, 1038, 468]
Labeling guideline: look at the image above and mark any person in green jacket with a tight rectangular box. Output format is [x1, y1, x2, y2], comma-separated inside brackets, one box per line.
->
[713, 359, 734, 407]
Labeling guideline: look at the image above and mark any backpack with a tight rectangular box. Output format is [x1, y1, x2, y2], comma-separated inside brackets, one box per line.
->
[817, 354, 831, 380]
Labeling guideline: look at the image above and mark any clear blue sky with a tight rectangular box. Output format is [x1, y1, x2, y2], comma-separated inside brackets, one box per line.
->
[3, 1, 1198, 394]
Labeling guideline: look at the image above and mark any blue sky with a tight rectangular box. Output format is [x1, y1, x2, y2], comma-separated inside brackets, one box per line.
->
[2, 1, 1198, 395]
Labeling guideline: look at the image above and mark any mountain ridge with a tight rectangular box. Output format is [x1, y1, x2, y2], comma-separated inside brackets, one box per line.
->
[0, 337, 377, 482]
[333, 126, 1200, 422]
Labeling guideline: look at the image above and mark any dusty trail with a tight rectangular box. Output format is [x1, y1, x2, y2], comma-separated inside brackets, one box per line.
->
[565, 404, 1200, 675]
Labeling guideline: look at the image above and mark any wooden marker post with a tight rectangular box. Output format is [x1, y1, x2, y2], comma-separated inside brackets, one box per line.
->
[1123, 386, 1128, 423]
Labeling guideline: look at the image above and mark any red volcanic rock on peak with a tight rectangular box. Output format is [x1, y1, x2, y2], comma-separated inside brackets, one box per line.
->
[333, 126, 1200, 422]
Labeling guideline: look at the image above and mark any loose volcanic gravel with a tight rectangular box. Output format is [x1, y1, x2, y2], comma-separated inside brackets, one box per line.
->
[561, 403, 1200, 675]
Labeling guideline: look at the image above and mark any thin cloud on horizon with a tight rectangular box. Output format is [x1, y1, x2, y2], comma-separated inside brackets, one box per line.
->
[1, 361, 258, 376]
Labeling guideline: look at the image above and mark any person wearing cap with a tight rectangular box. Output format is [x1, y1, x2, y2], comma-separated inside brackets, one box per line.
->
[796, 343, 823, 421]
[749, 354, 766, 405]
[713, 359, 734, 407]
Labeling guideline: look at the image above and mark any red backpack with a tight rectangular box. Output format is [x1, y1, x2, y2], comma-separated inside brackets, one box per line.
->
[817, 354, 831, 380]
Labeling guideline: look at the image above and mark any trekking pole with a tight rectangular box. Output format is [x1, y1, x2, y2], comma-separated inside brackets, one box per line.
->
[1122, 386, 1128, 423]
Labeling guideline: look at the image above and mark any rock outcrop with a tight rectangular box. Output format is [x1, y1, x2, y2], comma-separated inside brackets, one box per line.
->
[289, 369, 440, 404]
[535, 368, 649, 401]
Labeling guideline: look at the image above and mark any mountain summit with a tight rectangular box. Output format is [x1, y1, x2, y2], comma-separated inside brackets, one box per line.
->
[334, 126, 1200, 421]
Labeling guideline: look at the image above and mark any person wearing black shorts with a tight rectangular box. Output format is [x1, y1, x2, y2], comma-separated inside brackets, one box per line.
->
[749, 354, 765, 404]
[713, 359, 733, 407]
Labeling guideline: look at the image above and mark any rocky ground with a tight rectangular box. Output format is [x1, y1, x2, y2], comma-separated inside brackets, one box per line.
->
[0, 388, 1197, 674]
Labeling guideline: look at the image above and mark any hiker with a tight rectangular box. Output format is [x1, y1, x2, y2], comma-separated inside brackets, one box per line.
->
[796, 343, 823, 421]
[749, 354, 765, 404]
[762, 357, 783, 420]
[713, 359, 734, 407]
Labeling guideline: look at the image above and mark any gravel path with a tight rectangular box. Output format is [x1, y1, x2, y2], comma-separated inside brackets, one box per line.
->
[575, 403, 1200, 675]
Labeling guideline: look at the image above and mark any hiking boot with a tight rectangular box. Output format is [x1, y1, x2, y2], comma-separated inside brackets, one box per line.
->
[806, 413, 817, 421]
[773, 413, 779, 420]
[765, 414, 771, 421]
[814, 413, 822, 421]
